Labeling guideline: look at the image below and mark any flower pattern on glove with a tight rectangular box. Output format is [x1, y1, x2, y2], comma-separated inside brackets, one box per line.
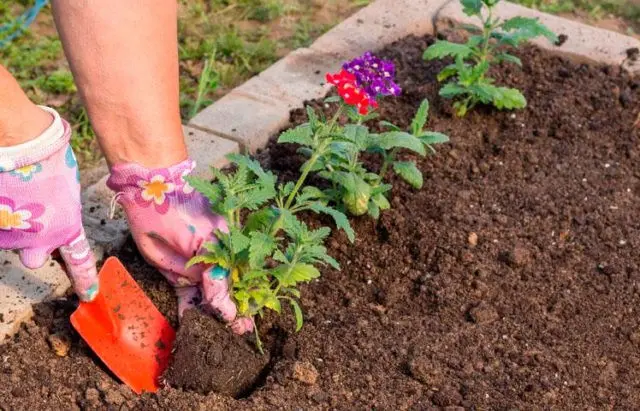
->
[129, 171, 176, 214]
[10, 163, 43, 182]
[0, 196, 44, 232]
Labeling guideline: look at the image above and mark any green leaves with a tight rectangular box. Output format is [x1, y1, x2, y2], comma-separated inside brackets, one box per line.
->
[410, 99, 429, 136]
[426, 0, 556, 116]
[309, 202, 355, 243]
[423, 40, 475, 61]
[461, 0, 483, 16]
[289, 299, 304, 332]
[500, 16, 558, 45]
[393, 161, 423, 189]
[374, 132, 426, 156]
[278, 124, 313, 146]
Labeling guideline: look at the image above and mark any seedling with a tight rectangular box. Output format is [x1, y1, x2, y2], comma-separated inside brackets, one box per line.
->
[423, 0, 557, 116]
[188, 154, 351, 353]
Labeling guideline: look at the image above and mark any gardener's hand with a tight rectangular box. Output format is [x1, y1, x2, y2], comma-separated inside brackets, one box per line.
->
[107, 158, 252, 333]
[0, 107, 98, 301]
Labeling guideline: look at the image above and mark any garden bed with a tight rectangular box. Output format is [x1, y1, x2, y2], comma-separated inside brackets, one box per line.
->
[1, 33, 639, 409]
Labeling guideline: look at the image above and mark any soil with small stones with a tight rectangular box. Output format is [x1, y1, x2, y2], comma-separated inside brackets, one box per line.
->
[0, 33, 639, 409]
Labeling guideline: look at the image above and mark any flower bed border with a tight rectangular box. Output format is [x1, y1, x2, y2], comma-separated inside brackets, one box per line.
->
[0, 0, 638, 342]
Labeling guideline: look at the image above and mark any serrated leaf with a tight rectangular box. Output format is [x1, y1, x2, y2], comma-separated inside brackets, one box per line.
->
[230, 229, 250, 252]
[440, 82, 468, 99]
[372, 193, 391, 210]
[324, 96, 342, 103]
[411, 99, 430, 136]
[244, 207, 279, 233]
[492, 87, 526, 110]
[278, 124, 313, 146]
[274, 263, 320, 287]
[248, 231, 277, 269]
[264, 294, 281, 313]
[437, 64, 459, 82]
[186, 254, 217, 268]
[394, 161, 423, 189]
[367, 201, 380, 219]
[419, 131, 450, 146]
[289, 299, 303, 332]
[501, 16, 558, 43]
[496, 52, 522, 66]
[379, 120, 402, 132]
[376, 132, 427, 156]
[185, 176, 221, 205]
[461, 0, 483, 16]
[306, 106, 319, 128]
[423, 41, 475, 61]
[282, 287, 301, 298]
[280, 181, 295, 197]
[309, 202, 355, 243]
[343, 124, 370, 149]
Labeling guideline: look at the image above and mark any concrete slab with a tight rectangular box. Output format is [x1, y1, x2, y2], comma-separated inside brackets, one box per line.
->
[183, 125, 240, 177]
[435, 0, 640, 74]
[309, 0, 451, 60]
[189, 91, 293, 153]
[233, 48, 338, 107]
[0, 252, 70, 342]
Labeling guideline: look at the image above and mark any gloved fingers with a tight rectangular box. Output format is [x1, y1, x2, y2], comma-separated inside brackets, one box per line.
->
[18, 247, 51, 270]
[201, 266, 237, 323]
[59, 230, 99, 302]
[175, 286, 201, 319]
[140, 232, 203, 284]
[230, 317, 254, 335]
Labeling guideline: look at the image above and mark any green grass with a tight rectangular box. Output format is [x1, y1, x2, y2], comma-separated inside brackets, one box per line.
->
[511, 0, 640, 25]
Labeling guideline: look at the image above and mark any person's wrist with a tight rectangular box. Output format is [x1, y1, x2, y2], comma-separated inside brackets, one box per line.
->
[0, 104, 53, 147]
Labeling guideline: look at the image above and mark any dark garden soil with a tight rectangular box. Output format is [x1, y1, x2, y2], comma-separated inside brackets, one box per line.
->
[1, 34, 640, 410]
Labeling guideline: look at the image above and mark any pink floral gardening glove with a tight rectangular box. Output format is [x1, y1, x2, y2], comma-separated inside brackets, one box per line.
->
[107, 159, 253, 334]
[0, 107, 98, 301]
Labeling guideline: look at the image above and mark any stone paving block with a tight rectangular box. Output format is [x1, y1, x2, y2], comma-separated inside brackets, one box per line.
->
[234, 48, 339, 107]
[183, 125, 240, 177]
[310, 0, 451, 60]
[0, 252, 70, 342]
[189, 91, 292, 153]
[435, 0, 640, 74]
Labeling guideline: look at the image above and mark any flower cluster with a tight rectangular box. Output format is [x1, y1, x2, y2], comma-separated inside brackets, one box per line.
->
[326, 70, 378, 115]
[326, 52, 401, 115]
[343, 52, 401, 98]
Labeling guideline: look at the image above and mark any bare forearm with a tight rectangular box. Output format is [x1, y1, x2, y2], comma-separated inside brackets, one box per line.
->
[51, 0, 187, 167]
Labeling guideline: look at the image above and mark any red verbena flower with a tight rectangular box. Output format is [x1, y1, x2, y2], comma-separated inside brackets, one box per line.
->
[326, 69, 378, 115]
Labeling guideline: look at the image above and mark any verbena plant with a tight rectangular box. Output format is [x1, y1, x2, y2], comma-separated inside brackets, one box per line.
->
[423, 0, 557, 116]
[280, 53, 449, 218]
[187, 154, 352, 353]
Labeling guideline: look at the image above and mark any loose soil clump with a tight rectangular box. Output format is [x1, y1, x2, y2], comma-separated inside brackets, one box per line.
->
[165, 309, 270, 398]
[0, 34, 638, 409]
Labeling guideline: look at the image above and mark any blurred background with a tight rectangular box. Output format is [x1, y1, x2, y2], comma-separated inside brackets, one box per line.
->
[0, 0, 638, 169]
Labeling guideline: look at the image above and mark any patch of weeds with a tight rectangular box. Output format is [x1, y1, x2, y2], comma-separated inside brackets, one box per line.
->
[290, 18, 333, 48]
[35, 68, 76, 94]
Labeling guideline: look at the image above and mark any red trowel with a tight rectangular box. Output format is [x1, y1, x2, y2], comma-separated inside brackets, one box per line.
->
[70, 257, 175, 394]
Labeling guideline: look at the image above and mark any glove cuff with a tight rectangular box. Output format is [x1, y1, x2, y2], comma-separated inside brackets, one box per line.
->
[0, 106, 69, 172]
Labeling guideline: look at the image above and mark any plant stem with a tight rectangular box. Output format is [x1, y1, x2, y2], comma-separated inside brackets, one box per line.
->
[253, 325, 264, 355]
[378, 148, 398, 182]
[479, 6, 494, 65]
[284, 153, 318, 209]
